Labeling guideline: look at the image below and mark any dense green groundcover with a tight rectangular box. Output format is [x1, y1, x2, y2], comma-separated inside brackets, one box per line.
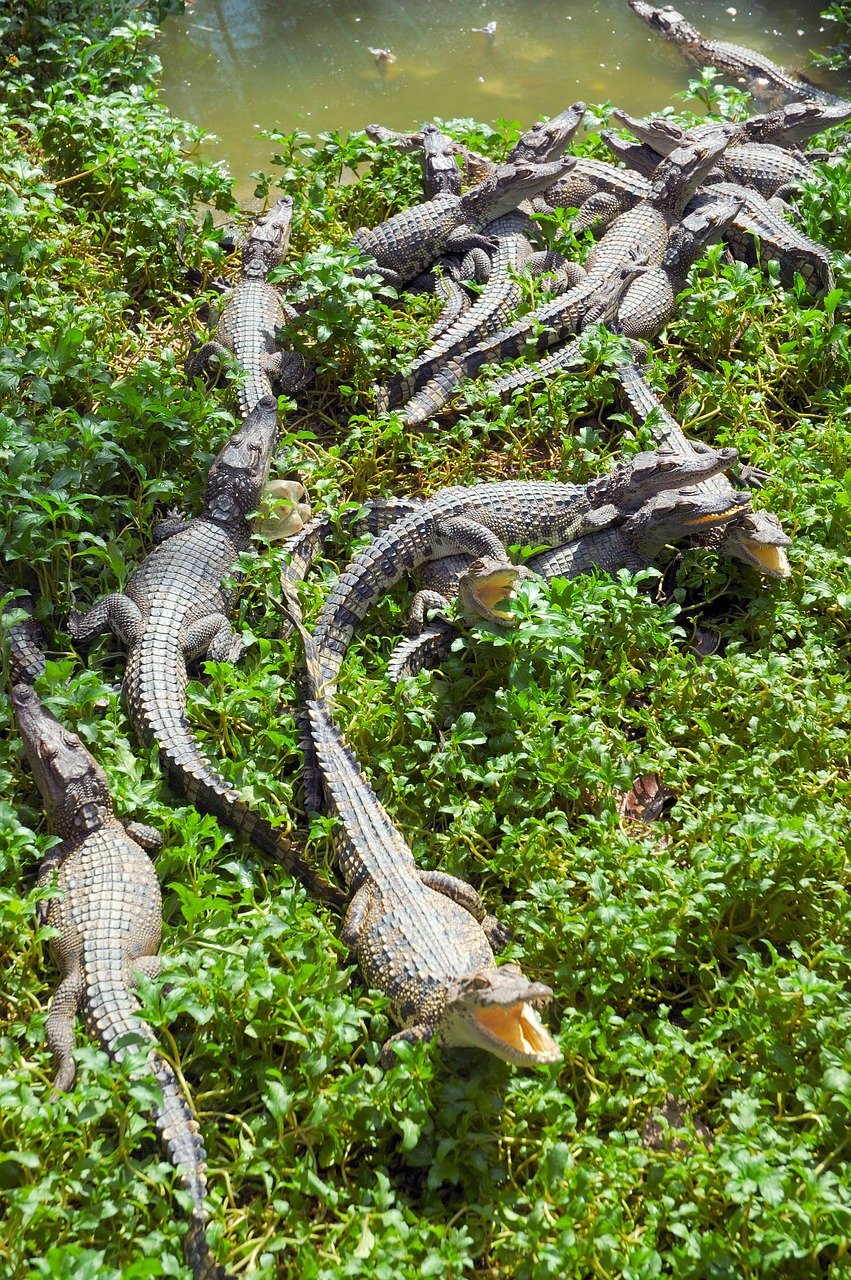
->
[2, 2, 851, 1277]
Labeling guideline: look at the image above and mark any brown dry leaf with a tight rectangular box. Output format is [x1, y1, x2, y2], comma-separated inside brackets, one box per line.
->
[616, 773, 676, 826]
[642, 1093, 714, 1154]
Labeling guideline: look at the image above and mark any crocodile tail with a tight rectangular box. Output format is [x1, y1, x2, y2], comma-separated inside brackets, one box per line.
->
[125, 651, 346, 909]
[83, 965, 230, 1278]
[280, 574, 330, 812]
[148, 1055, 232, 1280]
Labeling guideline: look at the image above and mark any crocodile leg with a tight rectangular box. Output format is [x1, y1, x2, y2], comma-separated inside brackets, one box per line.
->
[125, 955, 163, 986]
[418, 869, 512, 951]
[70, 594, 142, 647]
[124, 820, 163, 850]
[434, 515, 510, 561]
[184, 338, 235, 384]
[341, 881, 372, 948]
[380, 1023, 435, 1067]
[181, 613, 242, 663]
[406, 590, 453, 632]
[444, 228, 498, 257]
[46, 972, 83, 1095]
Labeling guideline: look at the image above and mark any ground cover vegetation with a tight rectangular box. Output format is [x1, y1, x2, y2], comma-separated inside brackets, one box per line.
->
[1, 1, 851, 1276]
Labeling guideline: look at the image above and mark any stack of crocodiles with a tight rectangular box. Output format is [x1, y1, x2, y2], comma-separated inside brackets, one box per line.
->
[4, 3, 849, 1274]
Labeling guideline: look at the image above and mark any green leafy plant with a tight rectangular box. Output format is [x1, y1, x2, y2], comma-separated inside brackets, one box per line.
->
[3, 1, 851, 1277]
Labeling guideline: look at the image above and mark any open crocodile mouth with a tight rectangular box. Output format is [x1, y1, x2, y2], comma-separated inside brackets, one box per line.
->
[471, 570, 523, 614]
[741, 540, 792, 579]
[472, 1002, 562, 1063]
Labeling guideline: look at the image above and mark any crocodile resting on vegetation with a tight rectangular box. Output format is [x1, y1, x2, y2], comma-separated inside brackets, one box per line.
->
[11, 682, 231, 1280]
[69, 396, 346, 910]
[283, 619, 562, 1068]
[386, 488, 754, 683]
[291, 444, 739, 700]
[185, 196, 313, 418]
[351, 158, 570, 288]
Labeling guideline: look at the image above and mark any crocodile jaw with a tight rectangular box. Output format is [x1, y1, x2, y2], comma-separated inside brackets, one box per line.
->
[440, 965, 562, 1066]
[736, 538, 792, 579]
[459, 560, 534, 625]
[469, 1001, 562, 1065]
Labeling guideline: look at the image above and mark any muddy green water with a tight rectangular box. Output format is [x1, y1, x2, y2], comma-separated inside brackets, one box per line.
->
[158, 0, 850, 193]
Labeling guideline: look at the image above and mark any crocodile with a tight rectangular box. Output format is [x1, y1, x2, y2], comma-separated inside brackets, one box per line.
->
[11, 683, 230, 1280]
[294, 445, 739, 699]
[528, 487, 752, 578]
[607, 112, 816, 199]
[476, 189, 744, 403]
[185, 196, 313, 418]
[627, 1, 851, 112]
[69, 396, 346, 910]
[592, 133, 835, 296]
[393, 107, 590, 358]
[385, 489, 752, 682]
[351, 159, 571, 289]
[366, 106, 586, 196]
[616, 360, 792, 578]
[398, 254, 647, 426]
[613, 101, 851, 152]
[300, 691, 561, 1068]
[364, 122, 463, 199]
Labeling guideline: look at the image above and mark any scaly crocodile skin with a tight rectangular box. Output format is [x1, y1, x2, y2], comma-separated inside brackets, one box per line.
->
[70, 397, 346, 910]
[351, 159, 570, 288]
[302, 695, 560, 1068]
[185, 196, 312, 418]
[627, 1, 851, 112]
[11, 684, 231, 1280]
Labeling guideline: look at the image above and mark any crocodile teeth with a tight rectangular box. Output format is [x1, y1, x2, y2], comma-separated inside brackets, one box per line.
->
[473, 1002, 562, 1063]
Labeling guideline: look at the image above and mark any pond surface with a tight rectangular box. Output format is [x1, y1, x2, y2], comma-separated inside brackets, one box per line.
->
[157, 0, 850, 193]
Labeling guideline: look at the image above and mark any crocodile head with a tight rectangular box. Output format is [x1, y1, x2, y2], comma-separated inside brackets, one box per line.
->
[720, 509, 792, 578]
[754, 100, 851, 145]
[466, 158, 574, 221]
[242, 194, 294, 279]
[611, 109, 735, 158]
[651, 135, 732, 209]
[593, 444, 739, 512]
[661, 194, 746, 269]
[11, 684, 113, 840]
[205, 395, 279, 527]
[627, 488, 753, 559]
[457, 557, 536, 624]
[439, 962, 561, 1066]
[510, 103, 587, 165]
[611, 109, 688, 157]
[627, 2, 701, 45]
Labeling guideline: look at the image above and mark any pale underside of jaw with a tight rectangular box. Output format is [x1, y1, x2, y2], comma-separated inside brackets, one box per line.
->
[472, 1002, 562, 1064]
